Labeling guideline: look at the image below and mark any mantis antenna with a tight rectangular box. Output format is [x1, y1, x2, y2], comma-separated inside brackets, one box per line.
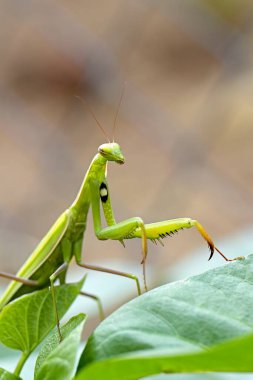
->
[112, 83, 126, 142]
[75, 95, 110, 143]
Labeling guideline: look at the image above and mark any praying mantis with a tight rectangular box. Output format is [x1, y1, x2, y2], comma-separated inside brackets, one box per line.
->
[0, 95, 242, 341]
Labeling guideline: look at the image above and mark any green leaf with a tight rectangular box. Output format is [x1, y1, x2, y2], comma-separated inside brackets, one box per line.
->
[75, 330, 253, 379]
[77, 255, 253, 379]
[34, 314, 86, 380]
[0, 368, 21, 380]
[142, 376, 230, 380]
[0, 278, 84, 354]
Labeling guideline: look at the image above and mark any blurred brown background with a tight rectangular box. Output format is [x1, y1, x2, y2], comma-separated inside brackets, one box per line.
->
[0, 0, 253, 331]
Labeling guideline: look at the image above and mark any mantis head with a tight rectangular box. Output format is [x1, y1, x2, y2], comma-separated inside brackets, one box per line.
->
[98, 143, 125, 164]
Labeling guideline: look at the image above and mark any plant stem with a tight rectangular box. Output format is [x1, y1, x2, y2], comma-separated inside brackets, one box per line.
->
[14, 351, 30, 377]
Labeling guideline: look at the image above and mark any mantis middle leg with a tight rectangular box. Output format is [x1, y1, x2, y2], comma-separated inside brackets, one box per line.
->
[79, 290, 104, 320]
[74, 218, 147, 295]
[76, 259, 142, 296]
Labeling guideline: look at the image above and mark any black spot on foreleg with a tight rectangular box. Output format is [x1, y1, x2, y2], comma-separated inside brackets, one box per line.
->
[100, 182, 108, 203]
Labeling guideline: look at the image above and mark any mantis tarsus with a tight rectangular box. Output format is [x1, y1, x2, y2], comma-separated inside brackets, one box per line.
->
[0, 96, 243, 342]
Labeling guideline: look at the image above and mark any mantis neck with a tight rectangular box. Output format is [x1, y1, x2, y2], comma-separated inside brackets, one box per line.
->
[71, 153, 107, 213]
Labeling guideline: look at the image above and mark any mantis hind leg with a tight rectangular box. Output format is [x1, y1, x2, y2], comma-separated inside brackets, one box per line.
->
[49, 262, 68, 342]
[0, 271, 39, 309]
[79, 291, 104, 321]
[0, 272, 38, 286]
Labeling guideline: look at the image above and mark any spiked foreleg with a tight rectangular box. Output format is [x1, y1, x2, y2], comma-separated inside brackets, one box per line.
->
[90, 180, 148, 292]
[96, 217, 147, 260]
[131, 217, 237, 262]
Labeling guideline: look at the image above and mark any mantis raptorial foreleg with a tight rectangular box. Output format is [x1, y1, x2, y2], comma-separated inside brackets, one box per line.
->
[88, 176, 238, 294]
[132, 218, 234, 261]
[90, 178, 238, 293]
[96, 218, 148, 261]
[88, 181, 148, 291]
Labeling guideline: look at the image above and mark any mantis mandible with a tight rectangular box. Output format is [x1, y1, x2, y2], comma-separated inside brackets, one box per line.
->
[0, 94, 242, 341]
